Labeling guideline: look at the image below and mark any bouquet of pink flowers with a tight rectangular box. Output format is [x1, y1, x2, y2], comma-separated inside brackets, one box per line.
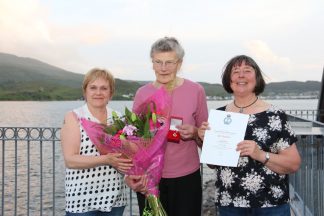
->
[81, 87, 171, 216]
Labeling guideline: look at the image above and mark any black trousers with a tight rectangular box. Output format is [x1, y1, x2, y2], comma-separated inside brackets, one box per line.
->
[137, 169, 202, 216]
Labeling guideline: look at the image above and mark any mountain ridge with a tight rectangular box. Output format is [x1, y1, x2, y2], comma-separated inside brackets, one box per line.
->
[0, 52, 320, 100]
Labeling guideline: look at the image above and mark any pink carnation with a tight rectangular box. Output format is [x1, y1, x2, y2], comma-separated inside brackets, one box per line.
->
[122, 125, 137, 136]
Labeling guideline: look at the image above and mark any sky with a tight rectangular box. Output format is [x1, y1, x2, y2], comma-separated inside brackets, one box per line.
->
[0, 0, 323, 84]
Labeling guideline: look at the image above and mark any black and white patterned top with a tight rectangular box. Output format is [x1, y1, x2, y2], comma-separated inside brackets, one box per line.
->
[214, 105, 297, 208]
[65, 104, 127, 213]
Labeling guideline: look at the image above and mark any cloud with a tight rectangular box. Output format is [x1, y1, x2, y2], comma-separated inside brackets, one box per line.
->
[0, 0, 51, 44]
[0, 0, 322, 83]
[244, 40, 294, 81]
[0, 0, 109, 73]
[245, 40, 291, 66]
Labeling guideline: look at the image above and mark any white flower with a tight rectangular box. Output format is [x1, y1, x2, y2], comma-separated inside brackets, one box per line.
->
[271, 138, 290, 152]
[270, 186, 284, 199]
[220, 168, 237, 188]
[262, 201, 274, 207]
[233, 196, 250, 207]
[241, 170, 264, 194]
[220, 191, 232, 206]
[263, 166, 275, 175]
[285, 122, 295, 136]
[252, 128, 270, 143]
[278, 174, 286, 180]
[237, 156, 249, 167]
[268, 115, 282, 131]
[248, 115, 256, 125]
[214, 187, 220, 200]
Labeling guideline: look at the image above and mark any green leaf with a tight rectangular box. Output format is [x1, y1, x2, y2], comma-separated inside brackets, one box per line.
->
[151, 101, 157, 113]
[119, 134, 126, 140]
[104, 125, 117, 135]
[124, 107, 132, 122]
[115, 119, 125, 130]
[146, 103, 151, 115]
[152, 112, 157, 124]
[143, 118, 151, 138]
[131, 112, 137, 122]
[112, 111, 119, 119]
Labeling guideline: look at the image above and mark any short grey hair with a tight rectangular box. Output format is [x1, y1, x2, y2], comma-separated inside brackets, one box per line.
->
[150, 37, 185, 61]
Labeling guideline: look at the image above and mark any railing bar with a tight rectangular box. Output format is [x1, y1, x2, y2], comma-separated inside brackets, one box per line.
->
[40, 129, 43, 216]
[27, 131, 31, 216]
[15, 128, 18, 216]
[2, 137, 5, 216]
[52, 131, 55, 216]
[129, 188, 132, 216]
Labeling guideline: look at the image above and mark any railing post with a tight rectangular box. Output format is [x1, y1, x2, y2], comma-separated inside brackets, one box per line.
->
[27, 132, 31, 216]
[14, 128, 18, 216]
[1, 137, 5, 216]
[40, 129, 43, 216]
[52, 133, 56, 216]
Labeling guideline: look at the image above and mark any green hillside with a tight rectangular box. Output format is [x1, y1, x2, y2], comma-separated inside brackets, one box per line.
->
[0, 52, 320, 100]
[0, 53, 142, 100]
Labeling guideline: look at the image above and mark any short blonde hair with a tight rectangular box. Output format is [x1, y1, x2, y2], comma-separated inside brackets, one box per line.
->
[82, 68, 115, 97]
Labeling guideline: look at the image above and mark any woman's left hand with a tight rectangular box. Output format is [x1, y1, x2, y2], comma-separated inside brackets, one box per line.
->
[105, 153, 133, 174]
[176, 124, 197, 140]
[124, 175, 148, 193]
[236, 140, 261, 160]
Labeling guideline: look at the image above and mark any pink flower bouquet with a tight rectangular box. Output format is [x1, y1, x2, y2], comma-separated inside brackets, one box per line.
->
[81, 87, 171, 216]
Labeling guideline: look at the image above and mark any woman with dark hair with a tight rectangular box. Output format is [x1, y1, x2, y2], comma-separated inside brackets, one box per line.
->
[198, 55, 301, 216]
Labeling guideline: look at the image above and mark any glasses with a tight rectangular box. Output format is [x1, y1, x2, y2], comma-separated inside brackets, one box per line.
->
[152, 59, 179, 69]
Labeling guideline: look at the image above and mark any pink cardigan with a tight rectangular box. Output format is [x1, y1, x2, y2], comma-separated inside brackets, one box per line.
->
[133, 79, 208, 178]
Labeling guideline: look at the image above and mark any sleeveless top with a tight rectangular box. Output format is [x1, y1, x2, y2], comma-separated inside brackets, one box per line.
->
[65, 104, 127, 213]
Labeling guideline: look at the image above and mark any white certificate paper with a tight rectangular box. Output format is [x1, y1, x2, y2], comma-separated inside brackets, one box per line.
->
[200, 109, 249, 167]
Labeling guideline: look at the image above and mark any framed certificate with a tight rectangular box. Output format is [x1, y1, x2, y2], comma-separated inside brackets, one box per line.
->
[200, 110, 249, 167]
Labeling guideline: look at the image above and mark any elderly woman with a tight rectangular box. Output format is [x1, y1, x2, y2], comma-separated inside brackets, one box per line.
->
[126, 37, 208, 216]
[198, 55, 301, 216]
[61, 68, 133, 216]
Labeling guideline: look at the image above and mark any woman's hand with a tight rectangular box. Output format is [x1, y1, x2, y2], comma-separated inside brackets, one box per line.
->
[176, 124, 198, 140]
[124, 175, 148, 194]
[197, 121, 210, 141]
[106, 153, 133, 174]
[236, 140, 262, 160]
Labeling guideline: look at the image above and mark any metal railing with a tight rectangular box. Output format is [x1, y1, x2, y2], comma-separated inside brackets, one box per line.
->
[0, 127, 61, 216]
[0, 127, 139, 216]
[1, 111, 324, 216]
[285, 109, 324, 121]
[288, 115, 324, 216]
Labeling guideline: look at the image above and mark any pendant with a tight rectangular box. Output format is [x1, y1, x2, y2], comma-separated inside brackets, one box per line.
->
[239, 108, 243, 113]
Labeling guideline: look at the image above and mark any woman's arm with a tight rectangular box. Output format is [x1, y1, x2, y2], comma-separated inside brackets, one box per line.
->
[260, 144, 301, 174]
[237, 140, 301, 175]
[61, 111, 132, 172]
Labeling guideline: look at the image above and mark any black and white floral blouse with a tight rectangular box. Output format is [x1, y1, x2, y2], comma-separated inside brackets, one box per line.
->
[214, 105, 297, 208]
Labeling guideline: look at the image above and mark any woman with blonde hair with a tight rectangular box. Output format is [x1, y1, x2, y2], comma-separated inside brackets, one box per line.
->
[61, 68, 132, 216]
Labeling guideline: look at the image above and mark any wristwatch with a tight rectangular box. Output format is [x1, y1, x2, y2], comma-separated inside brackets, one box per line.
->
[264, 152, 270, 164]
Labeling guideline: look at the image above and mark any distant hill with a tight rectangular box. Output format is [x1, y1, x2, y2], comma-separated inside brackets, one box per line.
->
[0, 52, 141, 100]
[0, 52, 320, 100]
[265, 81, 320, 96]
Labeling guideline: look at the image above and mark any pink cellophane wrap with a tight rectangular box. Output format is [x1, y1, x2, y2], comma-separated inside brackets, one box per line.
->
[81, 87, 171, 197]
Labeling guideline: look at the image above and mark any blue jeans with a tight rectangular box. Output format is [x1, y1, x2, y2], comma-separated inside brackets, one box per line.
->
[66, 206, 125, 216]
[218, 204, 290, 216]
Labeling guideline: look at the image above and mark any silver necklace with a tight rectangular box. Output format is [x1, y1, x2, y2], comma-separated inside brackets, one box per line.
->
[233, 97, 258, 113]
